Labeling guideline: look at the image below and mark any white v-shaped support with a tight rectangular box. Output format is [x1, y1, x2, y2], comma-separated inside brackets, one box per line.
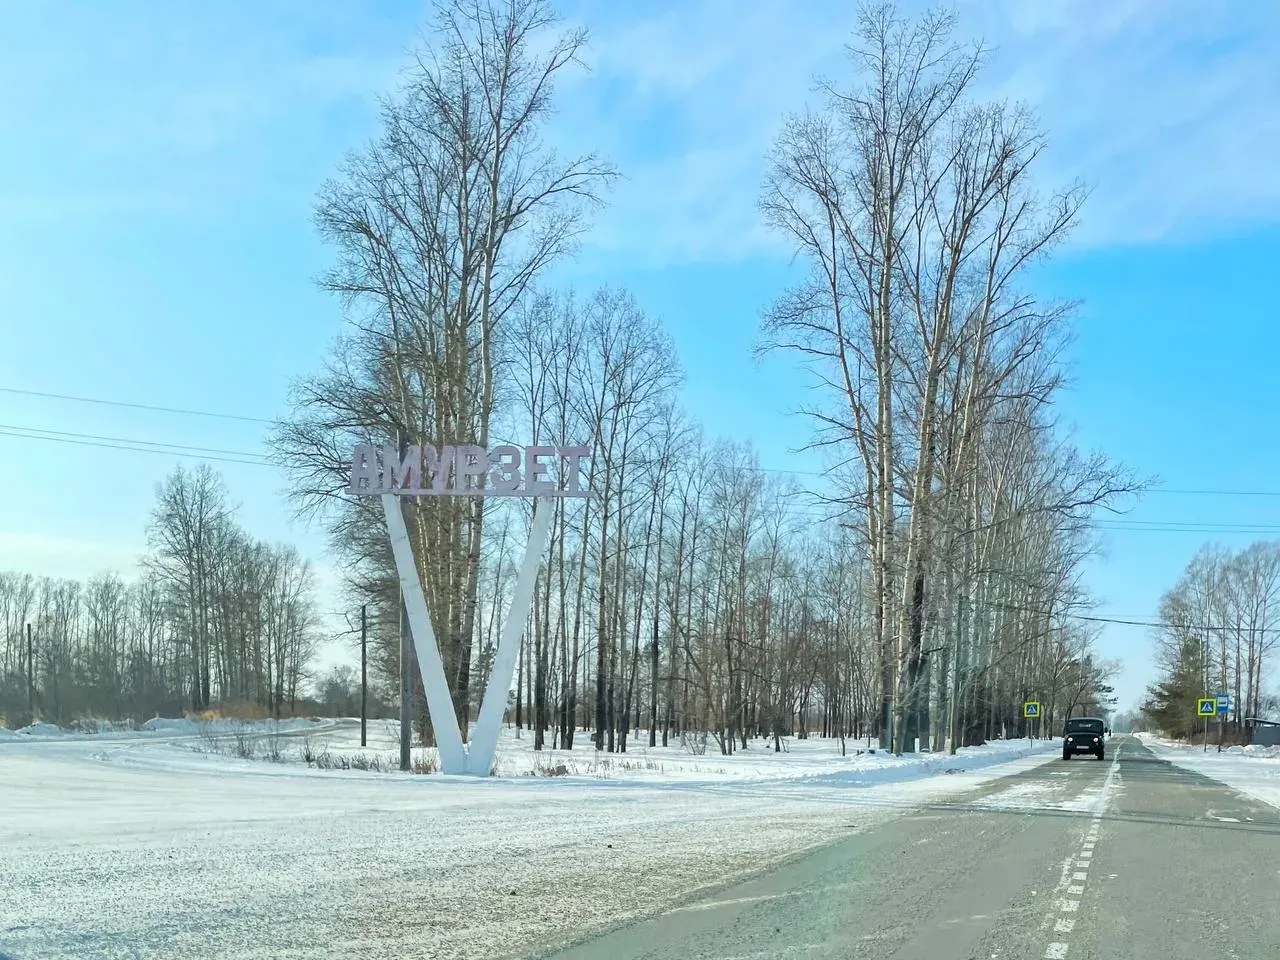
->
[382, 493, 554, 775]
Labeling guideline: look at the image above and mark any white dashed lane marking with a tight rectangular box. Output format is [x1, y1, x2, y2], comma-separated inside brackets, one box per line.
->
[1040, 741, 1123, 960]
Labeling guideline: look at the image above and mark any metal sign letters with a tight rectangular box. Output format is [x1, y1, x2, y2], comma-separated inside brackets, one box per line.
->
[347, 443, 592, 498]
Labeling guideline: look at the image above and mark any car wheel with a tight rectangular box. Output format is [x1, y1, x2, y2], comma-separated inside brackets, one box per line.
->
[1062, 752, 1070, 761]
[1097, 751, 1105, 761]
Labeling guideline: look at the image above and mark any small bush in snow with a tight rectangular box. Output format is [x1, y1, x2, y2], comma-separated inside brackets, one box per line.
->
[264, 731, 285, 763]
[349, 753, 386, 772]
[412, 755, 439, 775]
[300, 736, 318, 765]
[313, 748, 342, 769]
[680, 730, 707, 756]
[196, 720, 222, 755]
[232, 725, 257, 759]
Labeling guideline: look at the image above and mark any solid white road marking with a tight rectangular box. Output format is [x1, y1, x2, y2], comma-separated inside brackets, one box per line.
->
[1054, 919, 1075, 934]
[1072, 872, 1088, 881]
[1045, 943, 1069, 959]
[1067, 884, 1084, 895]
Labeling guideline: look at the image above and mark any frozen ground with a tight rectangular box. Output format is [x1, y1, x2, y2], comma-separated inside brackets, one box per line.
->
[1136, 732, 1280, 810]
[1, 721, 1060, 960]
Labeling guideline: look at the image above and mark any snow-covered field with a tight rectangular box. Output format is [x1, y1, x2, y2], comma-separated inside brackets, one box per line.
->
[1, 720, 1060, 960]
[1138, 732, 1280, 810]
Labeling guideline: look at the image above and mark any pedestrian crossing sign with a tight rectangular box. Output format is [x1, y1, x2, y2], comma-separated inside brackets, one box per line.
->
[1197, 698, 1216, 717]
[1024, 701, 1040, 718]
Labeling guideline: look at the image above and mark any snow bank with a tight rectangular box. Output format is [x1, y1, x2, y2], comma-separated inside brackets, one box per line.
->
[294, 718, 1060, 784]
[0, 716, 330, 746]
[139, 716, 321, 736]
[16, 721, 64, 738]
[1138, 732, 1280, 810]
[141, 717, 192, 733]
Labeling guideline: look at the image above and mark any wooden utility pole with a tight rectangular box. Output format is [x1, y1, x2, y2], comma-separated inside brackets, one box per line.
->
[398, 428, 412, 772]
[26, 622, 34, 717]
[360, 604, 368, 748]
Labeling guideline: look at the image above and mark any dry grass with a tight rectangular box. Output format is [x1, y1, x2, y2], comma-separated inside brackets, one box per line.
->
[190, 701, 271, 722]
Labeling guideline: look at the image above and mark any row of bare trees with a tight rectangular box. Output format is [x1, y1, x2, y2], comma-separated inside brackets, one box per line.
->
[271, 0, 1129, 757]
[1144, 542, 1280, 738]
[755, 6, 1133, 750]
[0, 464, 319, 726]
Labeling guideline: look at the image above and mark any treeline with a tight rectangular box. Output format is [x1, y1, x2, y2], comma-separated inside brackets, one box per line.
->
[273, 0, 1126, 760]
[1143, 542, 1280, 739]
[0, 465, 319, 727]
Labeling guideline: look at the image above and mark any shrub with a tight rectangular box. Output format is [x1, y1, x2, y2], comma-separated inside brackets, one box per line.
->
[232, 725, 257, 759]
[680, 730, 708, 756]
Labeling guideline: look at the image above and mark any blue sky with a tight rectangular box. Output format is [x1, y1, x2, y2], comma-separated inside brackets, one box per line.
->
[2, 0, 1279, 711]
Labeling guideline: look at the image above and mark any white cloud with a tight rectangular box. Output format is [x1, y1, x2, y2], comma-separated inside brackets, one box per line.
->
[0, 4, 408, 223]
[551, 0, 855, 269]
[553, 0, 1280, 267]
[964, 0, 1280, 249]
[7, 1, 1274, 261]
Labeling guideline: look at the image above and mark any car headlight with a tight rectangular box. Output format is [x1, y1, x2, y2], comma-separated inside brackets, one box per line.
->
[1092, 736, 1099, 742]
[1066, 735, 1074, 742]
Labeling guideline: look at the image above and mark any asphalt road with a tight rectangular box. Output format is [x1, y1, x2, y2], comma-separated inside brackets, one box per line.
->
[532, 736, 1280, 960]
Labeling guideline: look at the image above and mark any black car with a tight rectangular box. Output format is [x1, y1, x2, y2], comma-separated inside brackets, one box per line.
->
[1062, 717, 1106, 760]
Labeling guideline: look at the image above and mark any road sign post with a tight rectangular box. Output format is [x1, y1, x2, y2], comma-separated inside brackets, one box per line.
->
[1217, 693, 1229, 753]
[1197, 698, 1216, 752]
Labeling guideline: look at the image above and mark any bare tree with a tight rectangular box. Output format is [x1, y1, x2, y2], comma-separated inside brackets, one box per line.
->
[272, 0, 616, 741]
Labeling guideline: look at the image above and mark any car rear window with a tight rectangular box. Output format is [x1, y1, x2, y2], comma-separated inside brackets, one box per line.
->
[1065, 719, 1104, 734]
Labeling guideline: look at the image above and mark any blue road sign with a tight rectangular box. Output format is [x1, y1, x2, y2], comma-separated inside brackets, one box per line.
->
[1197, 698, 1217, 717]
[1024, 701, 1041, 718]
[1217, 693, 1230, 715]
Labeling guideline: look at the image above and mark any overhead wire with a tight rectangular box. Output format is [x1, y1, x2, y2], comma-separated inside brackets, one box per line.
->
[0, 428, 270, 467]
[0, 385, 275, 424]
[983, 598, 1280, 635]
[8, 384, 1280, 519]
[4, 425, 1280, 531]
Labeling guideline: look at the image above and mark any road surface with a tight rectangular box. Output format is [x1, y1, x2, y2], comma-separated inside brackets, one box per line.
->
[534, 736, 1280, 960]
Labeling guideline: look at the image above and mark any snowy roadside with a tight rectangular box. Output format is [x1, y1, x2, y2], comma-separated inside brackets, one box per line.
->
[104, 719, 1062, 784]
[0, 715, 329, 743]
[1137, 732, 1280, 810]
[1, 730, 1059, 960]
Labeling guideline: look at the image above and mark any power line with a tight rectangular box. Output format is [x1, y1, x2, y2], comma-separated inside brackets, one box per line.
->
[0, 423, 269, 460]
[11, 385, 1280, 505]
[0, 428, 271, 467]
[6, 424, 1279, 532]
[986, 599, 1280, 635]
[1148, 488, 1280, 497]
[0, 385, 275, 424]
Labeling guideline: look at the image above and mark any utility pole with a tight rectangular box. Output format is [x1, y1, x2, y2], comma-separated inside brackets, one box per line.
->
[398, 427, 412, 772]
[26, 622, 34, 718]
[360, 603, 368, 748]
